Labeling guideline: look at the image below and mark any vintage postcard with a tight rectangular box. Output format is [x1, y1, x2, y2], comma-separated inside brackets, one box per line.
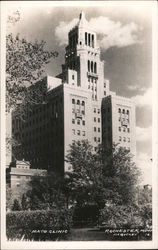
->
[1, 1, 158, 249]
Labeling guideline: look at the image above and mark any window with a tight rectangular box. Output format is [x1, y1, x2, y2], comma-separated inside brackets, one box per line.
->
[119, 127, 121, 131]
[123, 127, 126, 132]
[104, 82, 106, 88]
[108, 107, 110, 113]
[94, 108, 96, 113]
[94, 137, 97, 142]
[104, 91, 106, 96]
[127, 128, 130, 133]
[88, 33, 90, 46]
[94, 127, 96, 132]
[77, 119, 80, 125]
[118, 108, 121, 113]
[94, 62, 97, 73]
[88, 60, 90, 72]
[98, 118, 100, 123]
[72, 75, 74, 80]
[123, 137, 126, 142]
[98, 109, 100, 114]
[92, 34, 94, 48]
[82, 101, 85, 106]
[85, 32, 87, 45]
[94, 117, 96, 122]
[82, 110, 85, 115]
[119, 136, 122, 141]
[127, 110, 129, 115]
[118, 117, 121, 121]
[82, 120, 85, 126]
[122, 109, 125, 114]
[72, 99, 75, 104]
[98, 137, 100, 142]
[77, 100, 80, 105]
[77, 130, 80, 135]
[72, 119, 75, 124]
[98, 128, 100, 132]
[88, 85, 90, 89]
[91, 61, 93, 72]
[72, 129, 75, 135]
[82, 131, 86, 136]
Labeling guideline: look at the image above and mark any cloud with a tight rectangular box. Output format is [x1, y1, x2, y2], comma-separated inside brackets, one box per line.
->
[127, 85, 146, 92]
[55, 18, 78, 46]
[55, 16, 142, 50]
[136, 126, 152, 142]
[136, 152, 152, 185]
[133, 88, 152, 107]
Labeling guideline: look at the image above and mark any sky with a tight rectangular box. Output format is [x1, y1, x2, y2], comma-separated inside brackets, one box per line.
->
[5, 1, 153, 184]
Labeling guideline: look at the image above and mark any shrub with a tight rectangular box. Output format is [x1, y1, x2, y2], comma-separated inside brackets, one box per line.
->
[12, 199, 21, 211]
[6, 208, 73, 240]
[98, 204, 152, 229]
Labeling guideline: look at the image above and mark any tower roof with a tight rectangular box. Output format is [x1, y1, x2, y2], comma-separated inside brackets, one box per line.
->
[77, 11, 90, 29]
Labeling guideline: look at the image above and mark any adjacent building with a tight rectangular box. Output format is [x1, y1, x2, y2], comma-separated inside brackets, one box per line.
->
[12, 11, 136, 174]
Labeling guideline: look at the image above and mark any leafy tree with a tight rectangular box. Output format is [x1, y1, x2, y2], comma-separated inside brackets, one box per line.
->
[25, 172, 65, 210]
[6, 184, 13, 211]
[101, 144, 141, 205]
[6, 10, 58, 113]
[65, 140, 104, 208]
[66, 140, 141, 208]
[6, 10, 58, 157]
[12, 199, 21, 211]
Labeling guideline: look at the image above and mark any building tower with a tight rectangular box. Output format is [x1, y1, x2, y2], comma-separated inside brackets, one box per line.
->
[12, 12, 136, 174]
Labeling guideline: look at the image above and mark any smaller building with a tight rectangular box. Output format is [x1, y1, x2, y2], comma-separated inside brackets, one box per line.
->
[102, 92, 136, 157]
[7, 160, 47, 190]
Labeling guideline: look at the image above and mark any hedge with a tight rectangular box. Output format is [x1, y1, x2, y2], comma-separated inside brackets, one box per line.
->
[6, 208, 73, 240]
[98, 204, 152, 229]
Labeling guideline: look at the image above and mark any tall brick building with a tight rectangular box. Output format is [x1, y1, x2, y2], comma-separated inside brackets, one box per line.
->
[12, 12, 136, 174]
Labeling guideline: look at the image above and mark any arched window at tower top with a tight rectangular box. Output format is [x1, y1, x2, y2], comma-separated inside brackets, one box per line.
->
[88, 60, 90, 72]
[88, 34, 90, 46]
[94, 62, 97, 73]
[91, 61, 93, 73]
[85, 32, 87, 45]
[92, 34, 94, 48]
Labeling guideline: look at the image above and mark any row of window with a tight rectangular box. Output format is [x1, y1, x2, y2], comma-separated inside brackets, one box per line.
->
[72, 119, 85, 125]
[85, 32, 95, 48]
[94, 108, 100, 114]
[88, 77, 97, 83]
[119, 127, 130, 133]
[94, 127, 101, 132]
[94, 117, 100, 123]
[72, 109, 85, 115]
[89, 86, 97, 91]
[119, 136, 130, 142]
[92, 94, 97, 100]
[72, 129, 86, 136]
[88, 60, 97, 73]
[118, 108, 130, 115]
[72, 99, 85, 106]
[119, 117, 129, 122]
[94, 137, 101, 142]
